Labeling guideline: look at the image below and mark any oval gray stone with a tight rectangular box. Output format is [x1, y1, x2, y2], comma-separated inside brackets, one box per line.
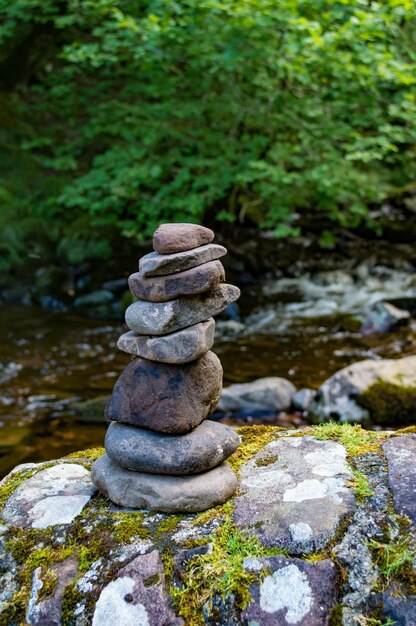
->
[91, 455, 237, 513]
[117, 319, 215, 364]
[153, 223, 214, 255]
[105, 420, 240, 475]
[128, 260, 225, 302]
[139, 243, 227, 277]
[105, 351, 222, 434]
[125, 283, 240, 336]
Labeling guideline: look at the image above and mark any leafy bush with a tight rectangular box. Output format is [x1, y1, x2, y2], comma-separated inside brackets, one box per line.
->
[1, 0, 416, 270]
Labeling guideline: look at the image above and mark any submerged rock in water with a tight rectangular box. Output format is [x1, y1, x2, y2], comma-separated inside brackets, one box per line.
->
[218, 377, 296, 413]
[361, 301, 410, 335]
[309, 355, 416, 424]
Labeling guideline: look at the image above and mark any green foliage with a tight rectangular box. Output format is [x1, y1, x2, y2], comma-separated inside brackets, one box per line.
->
[1, 0, 416, 271]
[309, 422, 389, 456]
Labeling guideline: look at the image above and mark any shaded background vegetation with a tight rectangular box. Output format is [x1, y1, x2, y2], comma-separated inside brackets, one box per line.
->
[1, 0, 416, 280]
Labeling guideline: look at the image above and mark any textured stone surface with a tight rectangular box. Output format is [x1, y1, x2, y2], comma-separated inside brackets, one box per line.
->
[105, 420, 240, 475]
[92, 550, 183, 626]
[234, 436, 356, 553]
[91, 455, 237, 512]
[117, 319, 215, 364]
[139, 243, 227, 277]
[153, 223, 214, 255]
[218, 377, 296, 413]
[129, 260, 225, 302]
[242, 556, 338, 626]
[310, 355, 416, 422]
[105, 351, 222, 434]
[125, 283, 240, 336]
[1, 464, 96, 528]
[383, 588, 416, 626]
[27, 557, 78, 626]
[383, 435, 416, 524]
[361, 301, 410, 335]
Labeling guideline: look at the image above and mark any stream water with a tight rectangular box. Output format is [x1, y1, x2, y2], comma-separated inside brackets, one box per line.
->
[1, 263, 416, 478]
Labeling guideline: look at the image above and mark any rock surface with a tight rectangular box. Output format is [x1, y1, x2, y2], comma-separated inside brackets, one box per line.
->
[91, 455, 237, 512]
[242, 556, 338, 626]
[92, 550, 183, 626]
[2, 463, 96, 528]
[128, 260, 225, 302]
[105, 420, 240, 475]
[361, 301, 411, 335]
[139, 243, 227, 277]
[310, 355, 416, 423]
[234, 436, 356, 553]
[218, 377, 296, 413]
[2, 428, 415, 626]
[153, 223, 214, 255]
[383, 435, 416, 524]
[117, 319, 215, 364]
[105, 351, 222, 434]
[125, 283, 240, 335]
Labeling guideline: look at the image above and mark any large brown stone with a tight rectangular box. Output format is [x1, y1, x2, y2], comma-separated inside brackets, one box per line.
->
[128, 260, 225, 302]
[125, 283, 240, 335]
[139, 243, 226, 277]
[117, 319, 215, 364]
[153, 223, 214, 254]
[105, 351, 222, 434]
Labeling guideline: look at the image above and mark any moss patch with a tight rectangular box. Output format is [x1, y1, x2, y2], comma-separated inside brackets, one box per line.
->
[369, 525, 416, 593]
[358, 380, 416, 426]
[228, 425, 286, 473]
[255, 453, 279, 467]
[349, 468, 374, 503]
[309, 422, 389, 456]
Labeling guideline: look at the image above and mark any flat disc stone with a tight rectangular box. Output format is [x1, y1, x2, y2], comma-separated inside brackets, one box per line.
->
[105, 351, 222, 434]
[117, 319, 215, 364]
[105, 420, 240, 475]
[153, 223, 214, 255]
[139, 243, 226, 277]
[125, 283, 240, 336]
[128, 260, 225, 302]
[91, 455, 237, 513]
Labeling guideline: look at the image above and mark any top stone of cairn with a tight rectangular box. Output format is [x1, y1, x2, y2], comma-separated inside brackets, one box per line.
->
[153, 223, 214, 255]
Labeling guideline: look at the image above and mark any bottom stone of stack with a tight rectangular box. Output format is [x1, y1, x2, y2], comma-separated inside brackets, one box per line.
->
[105, 420, 240, 475]
[91, 454, 237, 513]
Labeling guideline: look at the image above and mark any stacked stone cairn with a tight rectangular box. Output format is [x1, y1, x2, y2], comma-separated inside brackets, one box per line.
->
[91, 224, 241, 513]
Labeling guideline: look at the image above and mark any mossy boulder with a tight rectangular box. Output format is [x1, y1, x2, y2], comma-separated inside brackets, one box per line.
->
[0, 426, 415, 626]
[310, 355, 416, 426]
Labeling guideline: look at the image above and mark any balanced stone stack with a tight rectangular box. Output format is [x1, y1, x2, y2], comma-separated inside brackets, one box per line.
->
[91, 224, 241, 513]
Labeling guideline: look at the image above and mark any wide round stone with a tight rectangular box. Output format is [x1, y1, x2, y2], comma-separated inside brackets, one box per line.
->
[91, 455, 237, 513]
[105, 420, 240, 475]
[153, 223, 214, 255]
[128, 260, 225, 302]
[117, 319, 215, 364]
[105, 351, 223, 434]
[125, 283, 240, 336]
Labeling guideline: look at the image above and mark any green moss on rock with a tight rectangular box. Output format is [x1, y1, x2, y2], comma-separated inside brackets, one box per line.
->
[358, 380, 416, 426]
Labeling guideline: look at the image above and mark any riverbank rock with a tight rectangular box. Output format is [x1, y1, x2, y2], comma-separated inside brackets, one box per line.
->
[218, 377, 296, 413]
[310, 355, 416, 425]
[1, 426, 414, 625]
[105, 351, 222, 434]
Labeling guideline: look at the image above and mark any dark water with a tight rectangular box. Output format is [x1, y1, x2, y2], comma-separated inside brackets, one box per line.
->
[1, 296, 415, 479]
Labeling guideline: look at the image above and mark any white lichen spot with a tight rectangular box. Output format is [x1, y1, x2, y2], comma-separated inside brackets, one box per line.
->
[243, 557, 264, 572]
[30, 495, 92, 528]
[259, 564, 312, 623]
[283, 479, 328, 502]
[92, 576, 149, 626]
[289, 522, 313, 542]
[305, 442, 348, 477]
